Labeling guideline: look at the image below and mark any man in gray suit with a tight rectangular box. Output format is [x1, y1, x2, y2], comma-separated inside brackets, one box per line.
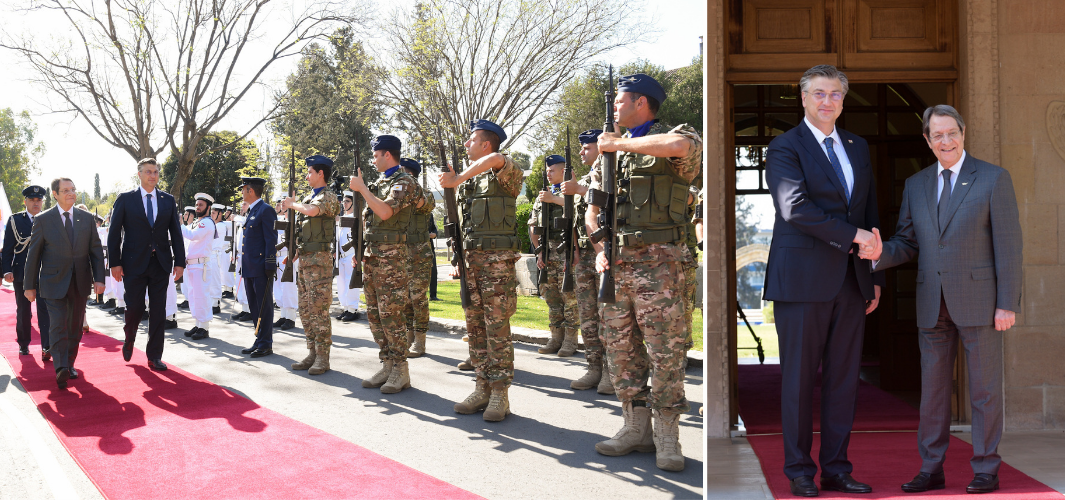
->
[862, 105, 1022, 494]
[23, 177, 106, 389]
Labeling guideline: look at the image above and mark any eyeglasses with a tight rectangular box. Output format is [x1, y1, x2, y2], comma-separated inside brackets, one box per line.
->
[57, 188, 77, 195]
[806, 91, 845, 102]
[929, 131, 961, 143]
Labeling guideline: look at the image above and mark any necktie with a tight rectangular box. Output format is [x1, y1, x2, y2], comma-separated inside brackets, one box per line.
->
[64, 212, 74, 247]
[939, 169, 953, 226]
[146, 193, 154, 227]
[823, 137, 850, 202]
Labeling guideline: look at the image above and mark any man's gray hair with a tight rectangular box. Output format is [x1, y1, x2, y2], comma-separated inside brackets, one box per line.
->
[922, 104, 965, 137]
[799, 65, 849, 95]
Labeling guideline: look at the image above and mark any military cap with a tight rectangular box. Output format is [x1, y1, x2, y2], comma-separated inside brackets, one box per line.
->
[343, 190, 354, 199]
[545, 154, 565, 166]
[22, 185, 46, 199]
[274, 193, 286, 203]
[371, 135, 402, 152]
[305, 155, 334, 168]
[399, 157, 422, 177]
[194, 192, 215, 204]
[470, 119, 507, 143]
[93, 213, 105, 223]
[211, 203, 225, 211]
[618, 73, 666, 105]
[578, 129, 603, 144]
[240, 177, 266, 187]
[184, 206, 195, 213]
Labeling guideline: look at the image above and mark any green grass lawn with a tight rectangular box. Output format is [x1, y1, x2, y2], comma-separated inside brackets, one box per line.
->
[736, 323, 779, 359]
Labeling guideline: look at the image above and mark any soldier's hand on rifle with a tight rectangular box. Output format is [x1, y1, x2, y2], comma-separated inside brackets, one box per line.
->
[559, 179, 586, 197]
[537, 190, 563, 206]
[281, 196, 295, 212]
[595, 251, 612, 273]
[597, 130, 624, 153]
[438, 162, 461, 189]
[349, 168, 367, 194]
[536, 254, 546, 270]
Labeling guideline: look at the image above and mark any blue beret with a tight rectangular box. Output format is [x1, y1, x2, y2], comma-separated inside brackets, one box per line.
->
[371, 135, 402, 152]
[545, 154, 565, 166]
[578, 129, 602, 144]
[305, 155, 334, 168]
[22, 185, 46, 198]
[399, 157, 421, 177]
[618, 73, 666, 105]
[470, 119, 507, 143]
[240, 177, 266, 187]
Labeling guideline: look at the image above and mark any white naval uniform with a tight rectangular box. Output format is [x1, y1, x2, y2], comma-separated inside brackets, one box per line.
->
[233, 215, 249, 312]
[208, 217, 224, 305]
[274, 224, 298, 319]
[336, 222, 362, 312]
[181, 216, 217, 329]
[99, 226, 113, 299]
[219, 220, 237, 291]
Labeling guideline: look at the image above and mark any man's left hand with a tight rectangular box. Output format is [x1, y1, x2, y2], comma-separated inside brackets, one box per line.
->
[173, 266, 184, 282]
[994, 308, 1016, 331]
[24, 289, 35, 302]
[94, 282, 105, 295]
[865, 285, 881, 315]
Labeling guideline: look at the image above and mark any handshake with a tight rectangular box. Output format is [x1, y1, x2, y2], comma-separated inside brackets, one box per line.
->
[854, 227, 883, 261]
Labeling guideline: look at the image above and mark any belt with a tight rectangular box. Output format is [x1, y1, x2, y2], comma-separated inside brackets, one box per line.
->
[186, 256, 211, 265]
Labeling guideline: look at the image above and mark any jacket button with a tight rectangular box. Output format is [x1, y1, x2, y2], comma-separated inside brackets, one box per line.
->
[939, 244, 944, 249]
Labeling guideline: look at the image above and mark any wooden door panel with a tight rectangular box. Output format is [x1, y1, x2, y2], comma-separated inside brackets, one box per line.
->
[742, 0, 826, 53]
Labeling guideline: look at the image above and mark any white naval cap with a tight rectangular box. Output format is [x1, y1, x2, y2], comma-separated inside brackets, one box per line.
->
[211, 203, 225, 211]
[194, 192, 215, 203]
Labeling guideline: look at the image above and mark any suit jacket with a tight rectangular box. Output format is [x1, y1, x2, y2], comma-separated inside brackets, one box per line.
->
[23, 206, 105, 299]
[240, 199, 277, 278]
[107, 188, 186, 276]
[762, 122, 884, 303]
[874, 154, 1022, 328]
[2, 211, 36, 282]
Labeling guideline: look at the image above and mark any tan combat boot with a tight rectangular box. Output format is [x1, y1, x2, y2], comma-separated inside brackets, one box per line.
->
[482, 381, 510, 422]
[538, 327, 563, 354]
[597, 368, 616, 395]
[557, 328, 579, 357]
[406, 329, 414, 346]
[595, 402, 655, 456]
[571, 360, 602, 390]
[653, 409, 685, 471]
[290, 347, 316, 370]
[381, 360, 411, 393]
[408, 333, 426, 358]
[454, 377, 490, 414]
[362, 360, 394, 388]
[457, 357, 474, 371]
[308, 345, 330, 375]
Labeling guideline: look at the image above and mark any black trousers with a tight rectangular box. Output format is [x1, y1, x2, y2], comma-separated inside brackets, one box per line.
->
[245, 275, 273, 349]
[429, 262, 439, 298]
[122, 256, 169, 360]
[14, 280, 50, 350]
[775, 260, 867, 480]
[42, 277, 86, 370]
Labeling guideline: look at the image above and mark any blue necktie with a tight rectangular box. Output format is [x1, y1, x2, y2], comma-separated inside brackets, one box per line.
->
[146, 193, 156, 252]
[824, 137, 850, 202]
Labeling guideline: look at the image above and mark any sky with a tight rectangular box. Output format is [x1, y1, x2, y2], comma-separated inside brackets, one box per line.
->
[0, 0, 706, 198]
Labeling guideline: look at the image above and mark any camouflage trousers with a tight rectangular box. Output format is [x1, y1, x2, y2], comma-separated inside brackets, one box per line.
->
[296, 251, 334, 349]
[365, 246, 411, 362]
[540, 254, 578, 333]
[684, 260, 697, 350]
[573, 246, 603, 365]
[405, 241, 434, 336]
[464, 250, 518, 385]
[600, 259, 690, 413]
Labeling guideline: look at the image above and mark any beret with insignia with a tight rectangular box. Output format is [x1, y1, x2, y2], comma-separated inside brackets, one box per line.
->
[305, 155, 334, 168]
[578, 129, 603, 144]
[22, 185, 46, 199]
[371, 135, 402, 152]
[618, 73, 666, 105]
[470, 119, 507, 143]
[399, 157, 422, 177]
[545, 154, 565, 167]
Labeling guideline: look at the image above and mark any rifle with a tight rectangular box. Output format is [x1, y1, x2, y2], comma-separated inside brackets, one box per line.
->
[555, 128, 575, 292]
[438, 137, 471, 308]
[587, 65, 618, 303]
[343, 138, 365, 289]
[533, 156, 550, 286]
[273, 147, 296, 282]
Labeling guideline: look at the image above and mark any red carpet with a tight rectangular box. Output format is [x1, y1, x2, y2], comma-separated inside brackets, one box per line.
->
[748, 433, 1063, 499]
[738, 363, 920, 434]
[0, 288, 481, 500]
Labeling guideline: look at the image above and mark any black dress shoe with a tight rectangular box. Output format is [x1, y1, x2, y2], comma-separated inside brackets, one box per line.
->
[821, 473, 872, 494]
[69, 367, 79, 379]
[184, 327, 201, 337]
[164, 319, 178, 330]
[273, 317, 286, 327]
[42, 349, 51, 361]
[241, 347, 256, 354]
[191, 329, 209, 340]
[335, 311, 348, 320]
[352, 311, 361, 321]
[231, 311, 248, 321]
[18, 346, 29, 355]
[110, 307, 125, 315]
[790, 476, 818, 497]
[238, 313, 255, 323]
[967, 474, 999, 494]
[122, 341, 133, 362]
[250, 348, 273, 358]
[148, 359, 168, 371]
[101, 298, 116, 309]
[56, 368, 70, 389]
[902, 471, 945, 493]
[178, 300, 190, 309]
[274, 303, 280, 310]
[280, 319, 296, 330]
[429, 297, 441, 301]
[213, 305, 221, 314]
[221, 291, 234, 299]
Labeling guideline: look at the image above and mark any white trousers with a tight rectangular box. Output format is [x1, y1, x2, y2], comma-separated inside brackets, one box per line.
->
[185, 266, 212, 328]
[336, 258, 362, 311]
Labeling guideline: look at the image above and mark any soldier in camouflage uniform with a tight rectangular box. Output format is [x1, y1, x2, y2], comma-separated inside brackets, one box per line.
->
[438, 119, 524, 422]
[349, 135, 421, 394]
[528, 154, 579, 358]
[587, 74, 702, 472]
[400, 157, 436, 357]
[560, 129, 612, 394]
[682, 180, 702, 357]
[283, 155, 343, 375]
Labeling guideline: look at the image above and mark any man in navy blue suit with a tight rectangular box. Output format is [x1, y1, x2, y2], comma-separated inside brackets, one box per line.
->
[108, 158, 186, 371]
[237, 176, 277, 357]
[2, 185, 51, 358]
[763, 65, 884, 497]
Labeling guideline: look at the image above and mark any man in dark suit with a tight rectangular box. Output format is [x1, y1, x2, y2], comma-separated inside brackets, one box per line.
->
[237, 176, 277, 357]
[22, 178, 105, 389]
[763, 64, 883, 497]
[3, 185, 52, 358]
[107, 158, 186, 371]
[862, 105, 1022, 495]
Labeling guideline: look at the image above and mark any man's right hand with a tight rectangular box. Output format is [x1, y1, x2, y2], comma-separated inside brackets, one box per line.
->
[858, 228, 884, 261]
[24, 289, 35, 302]
[854, 228, 877, 256]
[111, 266, 124, 282]
[559, 179, 586, 197]
[3, 272, 12, 283]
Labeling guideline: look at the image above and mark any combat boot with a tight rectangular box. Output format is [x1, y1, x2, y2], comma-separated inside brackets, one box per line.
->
[653, 409, 685, 471]
[308, 345, 330, 375]
[597, 369, 616, 394]
[571, 360, 602, 390]
[457, 357, 474, 371]
[362, 360, 394, 388]
[406, 329, 415, 346]
[408, 333, 426, 358]
[538, 327, 563, 354]
[454, 377, 490, 414]
[381, 360, 411, 393]
[291, 348, 317, 370]
[558, 328, 579, 357]
[595, 402, 655, 456]
[483, 381, 510, 422]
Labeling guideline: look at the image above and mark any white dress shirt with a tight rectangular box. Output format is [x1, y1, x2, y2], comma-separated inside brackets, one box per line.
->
[140, 186, 158, 224]
[804, 116, 854, 195]
[936, 150, 967, 202]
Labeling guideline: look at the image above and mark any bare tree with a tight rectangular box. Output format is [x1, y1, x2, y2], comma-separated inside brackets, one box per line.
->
[1, 0, 369, 200]
[378, 0, 652, 153]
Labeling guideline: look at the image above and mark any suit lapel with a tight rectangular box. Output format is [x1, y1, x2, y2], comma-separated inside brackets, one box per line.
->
[926, 166, 941, 233]
[797, 125, 849, 202]
[939, 156, 978, 234]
